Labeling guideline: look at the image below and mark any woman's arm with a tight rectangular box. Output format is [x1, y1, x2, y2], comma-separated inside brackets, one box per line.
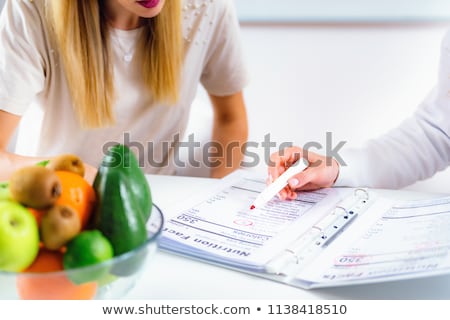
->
[0, 110, 49, 180]
[208, 91, 248, 178]
[0, 110, 98, 182]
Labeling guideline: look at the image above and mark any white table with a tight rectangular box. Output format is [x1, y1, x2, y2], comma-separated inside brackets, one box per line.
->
[125, 174, 450, 299]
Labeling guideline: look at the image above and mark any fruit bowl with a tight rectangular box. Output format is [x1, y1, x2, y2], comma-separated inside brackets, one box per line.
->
[0, 204, 164, 300]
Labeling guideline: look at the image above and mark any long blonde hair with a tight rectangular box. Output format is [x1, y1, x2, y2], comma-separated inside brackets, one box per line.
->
[46, 0, 182, 128]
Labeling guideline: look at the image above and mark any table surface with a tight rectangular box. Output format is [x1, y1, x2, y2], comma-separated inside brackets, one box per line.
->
[125, 174, 450, 300]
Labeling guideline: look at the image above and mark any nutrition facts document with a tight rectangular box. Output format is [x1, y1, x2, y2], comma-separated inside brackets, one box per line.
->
[158, 170, 450, 288]
[158, 170, 334, 271]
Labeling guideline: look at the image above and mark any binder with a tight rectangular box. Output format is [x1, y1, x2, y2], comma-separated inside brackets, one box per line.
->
[264, 188, 369, 274]
[157, 170, 450, 289]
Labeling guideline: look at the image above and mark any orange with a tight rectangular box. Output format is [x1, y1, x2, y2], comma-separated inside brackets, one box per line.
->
[16, 249, 97, 300]
[28, 208, 45, 226]
[54, 171, 96, 229]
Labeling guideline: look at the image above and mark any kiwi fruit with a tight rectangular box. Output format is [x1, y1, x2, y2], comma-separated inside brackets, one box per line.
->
[9, 166, 62, 209]
[47, 154, 85, 177]
[40, 204, 81, 250]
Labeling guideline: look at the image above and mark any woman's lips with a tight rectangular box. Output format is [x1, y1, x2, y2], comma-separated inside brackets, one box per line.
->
[137, 0, 160, 9]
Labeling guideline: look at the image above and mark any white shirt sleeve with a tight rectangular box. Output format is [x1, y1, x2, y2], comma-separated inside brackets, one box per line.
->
[0, 0, 46, 115]
[335, 29, 450, 189]
[200, 0, 249, 96]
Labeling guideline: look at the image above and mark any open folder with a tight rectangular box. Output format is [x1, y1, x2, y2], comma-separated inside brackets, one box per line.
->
[157, 170, 450, 289]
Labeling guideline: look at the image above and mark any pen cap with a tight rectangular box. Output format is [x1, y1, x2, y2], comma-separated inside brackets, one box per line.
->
[269, 158, 309, 187]
[285, 158, 309, 176]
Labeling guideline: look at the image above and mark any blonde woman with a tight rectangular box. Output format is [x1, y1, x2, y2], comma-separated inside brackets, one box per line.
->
[0, 0, 248, 181]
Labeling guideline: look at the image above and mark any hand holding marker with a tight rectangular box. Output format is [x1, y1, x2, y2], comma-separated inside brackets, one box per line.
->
[250, 158, 309, 210]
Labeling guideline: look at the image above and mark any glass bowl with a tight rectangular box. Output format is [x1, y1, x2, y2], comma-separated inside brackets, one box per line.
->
[0, 205, 164, 300]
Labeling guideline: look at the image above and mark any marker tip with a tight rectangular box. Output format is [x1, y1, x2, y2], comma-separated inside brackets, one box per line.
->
[250, 205, 255, 210]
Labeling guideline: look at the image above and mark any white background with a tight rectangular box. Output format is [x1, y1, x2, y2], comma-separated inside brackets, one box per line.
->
[235, 0, 450, 22]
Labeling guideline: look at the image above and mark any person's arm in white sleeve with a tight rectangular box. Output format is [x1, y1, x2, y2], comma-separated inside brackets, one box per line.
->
[336, 29, 450, 188]
[270, 29, 450, 193]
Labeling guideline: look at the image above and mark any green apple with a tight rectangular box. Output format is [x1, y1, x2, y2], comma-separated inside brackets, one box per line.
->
[0, 200, 40, 272]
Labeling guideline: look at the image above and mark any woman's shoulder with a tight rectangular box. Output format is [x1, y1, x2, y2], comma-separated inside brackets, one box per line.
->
[2, 0, 46, 26]
[6, 0, 45, 14]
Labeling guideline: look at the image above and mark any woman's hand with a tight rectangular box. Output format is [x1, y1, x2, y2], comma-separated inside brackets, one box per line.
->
[268, 146, 340, 200]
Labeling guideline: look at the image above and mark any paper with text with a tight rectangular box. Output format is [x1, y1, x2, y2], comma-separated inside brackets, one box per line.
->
[297, 196, 450, 287]
[158, 171, 333, 271]
[158, 170, 450, 288]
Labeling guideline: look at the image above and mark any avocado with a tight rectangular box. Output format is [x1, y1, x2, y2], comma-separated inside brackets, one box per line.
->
[99, 144, 152, 221]
[92, 144, 152, 276]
